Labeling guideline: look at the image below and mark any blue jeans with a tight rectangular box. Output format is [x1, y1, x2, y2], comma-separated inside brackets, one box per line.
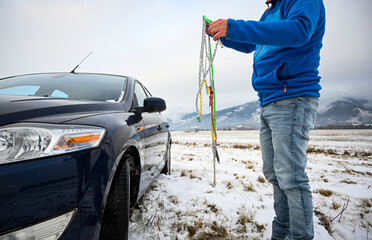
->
[260, 96, 319, 240]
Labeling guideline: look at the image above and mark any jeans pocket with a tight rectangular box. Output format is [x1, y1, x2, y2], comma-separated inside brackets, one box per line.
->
[302, 106, 317, 141]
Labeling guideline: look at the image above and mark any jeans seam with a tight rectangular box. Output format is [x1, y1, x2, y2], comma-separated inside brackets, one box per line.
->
[300, 187, 309, 232]
[291, 100, 297, 188]
[292, 99, 310, 236]
[302, 107, 309, 141]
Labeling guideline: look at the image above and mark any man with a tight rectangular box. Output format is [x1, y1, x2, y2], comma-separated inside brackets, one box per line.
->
[206, 0, 325, 239]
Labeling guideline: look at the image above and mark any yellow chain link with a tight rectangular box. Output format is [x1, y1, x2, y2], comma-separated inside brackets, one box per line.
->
[197, 79, 209, 122]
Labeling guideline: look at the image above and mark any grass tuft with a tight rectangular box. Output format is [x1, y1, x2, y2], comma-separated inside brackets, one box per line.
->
[207, 204, 219, 214]
[226, 181, 233, 189]
[257, 176, 266, 183]
[180, 170, 187, 177]
[186, 219, 204, 237]
[314, 209, 332, 235]
[332, 201, 341, 210]
[360, 198, 372, 208]
[242, 182, 256, 192]
[340, 179, 357, 184]
[314, 188, 333, 197]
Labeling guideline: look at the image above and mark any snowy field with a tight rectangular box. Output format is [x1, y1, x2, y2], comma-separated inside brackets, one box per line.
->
[129, 130, 372, 240]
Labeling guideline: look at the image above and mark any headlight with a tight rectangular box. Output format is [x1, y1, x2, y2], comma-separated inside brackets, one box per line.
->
[0, 209, 76, 240]
[0, 123, 106, 164]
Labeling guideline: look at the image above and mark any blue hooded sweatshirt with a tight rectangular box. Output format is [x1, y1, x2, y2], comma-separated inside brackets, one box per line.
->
[220, 0, 326, 106]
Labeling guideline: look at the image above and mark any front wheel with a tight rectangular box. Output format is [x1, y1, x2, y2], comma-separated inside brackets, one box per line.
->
[100, 159, 130, 240]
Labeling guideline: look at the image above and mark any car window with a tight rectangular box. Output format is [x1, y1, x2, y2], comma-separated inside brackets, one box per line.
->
[0, 86, 40, 96]
[51, 89, 68, 98]
[0, 74, 127, 102]
[133, 82, 148, 108]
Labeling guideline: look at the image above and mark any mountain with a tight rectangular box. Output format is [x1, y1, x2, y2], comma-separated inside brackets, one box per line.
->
[316, 98, 372, 127]
[169, 101, 260, 131]
[169, 98, 372, 131]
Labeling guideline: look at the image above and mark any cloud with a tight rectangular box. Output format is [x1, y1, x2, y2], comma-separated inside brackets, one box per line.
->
[0, 0, 371, 122]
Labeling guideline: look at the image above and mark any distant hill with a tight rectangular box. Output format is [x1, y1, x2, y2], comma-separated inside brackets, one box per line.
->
[316, 98, 372, 127]
[169, 98, 372, 131]
[169, 101, 260, 131]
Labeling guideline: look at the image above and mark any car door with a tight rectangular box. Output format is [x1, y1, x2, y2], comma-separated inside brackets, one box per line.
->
[132, 81, 168, 190]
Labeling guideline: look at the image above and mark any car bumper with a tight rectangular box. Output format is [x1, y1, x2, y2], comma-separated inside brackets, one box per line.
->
[0, 147, 113, 240]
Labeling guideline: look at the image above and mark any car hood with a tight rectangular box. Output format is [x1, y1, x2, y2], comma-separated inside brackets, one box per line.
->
[0, 95, 126, 126]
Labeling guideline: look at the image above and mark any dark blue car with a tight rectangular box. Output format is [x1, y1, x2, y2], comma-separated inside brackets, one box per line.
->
[0, 73, 171, 240]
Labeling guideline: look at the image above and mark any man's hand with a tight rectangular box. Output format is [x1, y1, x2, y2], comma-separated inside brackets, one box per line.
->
[206, 19, 228, 41]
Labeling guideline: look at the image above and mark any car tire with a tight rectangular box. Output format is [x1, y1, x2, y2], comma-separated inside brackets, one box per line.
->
[100, 159, 130, 240]
[161, 142, 171, 175]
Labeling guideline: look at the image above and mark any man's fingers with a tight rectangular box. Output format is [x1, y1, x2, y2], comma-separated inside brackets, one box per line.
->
[209, 27, 217, 36]
[209, 24, 220, 36]
[210, 27, 222, 40]
[207, 19, 227, 40]
[213, 32, 222, 41]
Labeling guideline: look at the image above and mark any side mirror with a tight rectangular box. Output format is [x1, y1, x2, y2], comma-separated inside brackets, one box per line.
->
[142, 97, 166, 113]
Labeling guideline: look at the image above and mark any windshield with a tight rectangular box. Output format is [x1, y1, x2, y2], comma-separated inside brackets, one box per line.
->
[0, 73, 127, 102]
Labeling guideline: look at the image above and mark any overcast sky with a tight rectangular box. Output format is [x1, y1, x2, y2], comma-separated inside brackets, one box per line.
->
[0, 0, 371, 120]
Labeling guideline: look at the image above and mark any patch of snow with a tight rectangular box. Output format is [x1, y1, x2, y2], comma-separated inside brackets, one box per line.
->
[234, 106, 245, 112]
[251, 108, 261, 123]
[217, 116, 228, 123]
[357, 108, 372, 118]
[129, 130, 372, 240]
[347, 108, 372, 124]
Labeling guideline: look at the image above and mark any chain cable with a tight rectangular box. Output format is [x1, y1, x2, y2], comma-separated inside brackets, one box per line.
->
[196, 17, 221, 187]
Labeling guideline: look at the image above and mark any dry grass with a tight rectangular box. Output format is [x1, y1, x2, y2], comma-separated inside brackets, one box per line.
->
[168, 195, 179, 205]
[236, 208, 265, 234]
[225, 181, 233, 189]
[255, 223, 266, 233]
[243, 160, 256, 170]
[340, 179, 357, 184]
[194, 223, 230, 240]
[237, 211, 254, 225]
[314, 188, 333, 197]
[242, 181, 256, 192]
[342, 168, 366, 176]
[360, 198, 372, 208]
[306, 147, 372, 158]
[257, 176, 266, 183]
[210, 222, 229, 238]
[314, 209, 332, 235]
[180, 170, 201, 180]
[180, 170, 187, 177]
[189, 170, 202, 180]
[207, 204, 219, 214]
[231, 144, 260, 150]
[186, 218, 204, 237]
[332, 201, 341, 210]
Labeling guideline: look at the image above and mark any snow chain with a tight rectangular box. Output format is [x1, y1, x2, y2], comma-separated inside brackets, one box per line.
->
[196, 15, 221, 187]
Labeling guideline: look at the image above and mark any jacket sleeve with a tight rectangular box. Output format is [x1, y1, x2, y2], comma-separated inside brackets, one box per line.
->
[226, 0, 322, 47]
[220, 37, 256, 54]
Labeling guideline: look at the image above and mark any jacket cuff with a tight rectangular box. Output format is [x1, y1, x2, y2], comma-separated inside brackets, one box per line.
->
[226, 18, 235, 41]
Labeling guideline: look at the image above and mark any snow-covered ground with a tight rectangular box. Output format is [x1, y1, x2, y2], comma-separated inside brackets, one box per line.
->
[129, 130, 372, 240]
